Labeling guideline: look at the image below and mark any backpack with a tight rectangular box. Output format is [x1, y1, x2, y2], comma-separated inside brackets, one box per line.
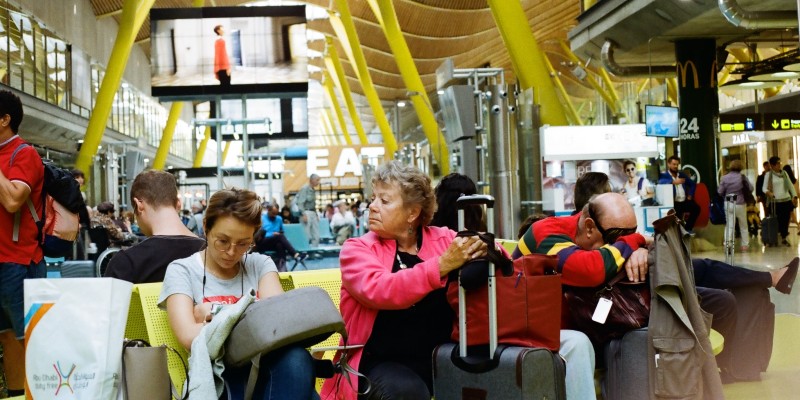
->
[11, 144, 83, 257]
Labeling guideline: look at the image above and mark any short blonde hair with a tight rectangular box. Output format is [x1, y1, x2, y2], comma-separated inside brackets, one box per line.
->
[372, 160, 436, 226]
[728, 160, 743, 172]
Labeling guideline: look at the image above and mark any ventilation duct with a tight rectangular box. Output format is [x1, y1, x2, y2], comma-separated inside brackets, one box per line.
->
[718, 0, 797, 29]
[601, 40, 674, 77]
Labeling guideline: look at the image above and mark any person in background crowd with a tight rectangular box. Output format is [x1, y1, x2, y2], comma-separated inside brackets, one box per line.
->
[783, 164, 800, 229]
[621, 160, 655, 206]
[255, 203, 307, 271]
[70, 168, 91, 259]
[755, 161, 770, 217]
[92, 201, 137, 247]
[330, 200, 356, 245]
[321, 161, 487, 400]
[161, 188, 317, 399]
[324, 203, 335, 221]
[0, 89, 44, 398]
[572, 172, 611, 215]
[763, 156, 797, 247]
[718, 160, 754, 252]
[191, 201, 205, 238]
[658, 155, 700, 232]
[281, 205, 297, 224]
[105, 170, 205, 284]
[429, 173, 486, 231]
[296, 173, 321, 247]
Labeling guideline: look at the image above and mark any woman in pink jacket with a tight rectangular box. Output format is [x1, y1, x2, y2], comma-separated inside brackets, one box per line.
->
[321, 161, 486, 400]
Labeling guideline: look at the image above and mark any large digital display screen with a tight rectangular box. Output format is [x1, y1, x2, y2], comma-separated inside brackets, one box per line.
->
[150, 6, 307, 99]
[645, 105, 679, 138]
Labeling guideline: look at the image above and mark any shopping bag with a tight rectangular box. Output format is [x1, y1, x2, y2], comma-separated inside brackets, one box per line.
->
[24, 278, 132, 400]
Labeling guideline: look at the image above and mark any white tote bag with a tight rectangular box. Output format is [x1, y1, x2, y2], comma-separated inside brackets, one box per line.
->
[25, 278, 132, 400]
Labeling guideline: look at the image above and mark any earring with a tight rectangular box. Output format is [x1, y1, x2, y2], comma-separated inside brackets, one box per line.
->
[408, 225, 414, 235]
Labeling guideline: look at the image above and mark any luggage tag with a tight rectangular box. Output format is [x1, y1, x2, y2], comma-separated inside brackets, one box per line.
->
[592, 297, 613, 324]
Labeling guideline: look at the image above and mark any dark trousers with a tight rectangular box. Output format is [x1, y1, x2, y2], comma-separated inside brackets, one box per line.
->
[696, 287, 737, 372]
[358, 361, 431, 400]
[774, 200, 794, 238]
[692, 258, 773, 290]
[216, 70, 231, 86]
[256, 234, 297, 260]
[674, 199, 700, 231]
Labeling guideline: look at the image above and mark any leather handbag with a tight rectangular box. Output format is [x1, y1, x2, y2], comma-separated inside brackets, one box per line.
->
[447, 252, 562, 351]
[119, 339, 187, 400]
[224, 286, 346, 367]
[562, 269, 650, 347]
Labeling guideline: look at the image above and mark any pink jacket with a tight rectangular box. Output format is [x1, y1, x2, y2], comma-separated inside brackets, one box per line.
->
[321, 226, 456, 400]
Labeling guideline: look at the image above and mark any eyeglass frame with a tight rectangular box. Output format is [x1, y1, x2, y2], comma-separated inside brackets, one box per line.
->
[587, 201, 638, 244]
[210, 235, 255, 254]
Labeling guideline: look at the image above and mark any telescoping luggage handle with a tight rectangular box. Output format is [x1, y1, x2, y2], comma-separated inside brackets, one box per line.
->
[456, 194, 497, 359]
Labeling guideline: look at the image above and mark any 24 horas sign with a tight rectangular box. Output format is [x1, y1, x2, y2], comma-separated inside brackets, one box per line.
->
[284, 145, 385, 192]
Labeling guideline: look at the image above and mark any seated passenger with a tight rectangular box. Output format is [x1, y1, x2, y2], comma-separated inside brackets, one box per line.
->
[330, 200, 356, 245]
[160, 188, 317, 399]
[430, 173, 596, 400]
[91, 201, 136, 246]
[255, 203, 306, 270]
[321, 161, 487, 400]
[104, 170, 205, 283]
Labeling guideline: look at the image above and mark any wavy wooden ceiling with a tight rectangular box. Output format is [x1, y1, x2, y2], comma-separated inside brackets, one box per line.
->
[88, 0, 596, 104]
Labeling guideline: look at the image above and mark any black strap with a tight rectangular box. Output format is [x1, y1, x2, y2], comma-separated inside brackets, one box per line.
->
[455, 230, 513, 276]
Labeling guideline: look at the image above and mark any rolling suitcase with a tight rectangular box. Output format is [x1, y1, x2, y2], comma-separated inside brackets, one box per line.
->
[59, 260, 96, 278]
[727, 286, 775, 381]
[432, 195, 566, 400]
[603, 328, 650, 400]
[761, 201, 778, 246]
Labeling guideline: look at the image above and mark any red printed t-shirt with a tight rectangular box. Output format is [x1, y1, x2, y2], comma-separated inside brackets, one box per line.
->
[214, 38, 230, 74]
[0, 135, 44, 265]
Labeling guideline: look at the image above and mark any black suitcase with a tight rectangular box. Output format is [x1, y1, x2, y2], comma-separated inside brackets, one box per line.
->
[727, 286, 775, 381]
[603, 328, 649, 400]
[762, 202, 778, 246]
[432, 195, 566, 400]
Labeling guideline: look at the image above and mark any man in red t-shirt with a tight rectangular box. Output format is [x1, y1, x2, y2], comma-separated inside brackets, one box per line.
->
[213, 24, 231, 86]
[0, 89, 44, 397]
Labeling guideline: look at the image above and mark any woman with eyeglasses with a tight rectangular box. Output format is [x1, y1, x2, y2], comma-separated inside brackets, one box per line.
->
[159, 188, 317, 400]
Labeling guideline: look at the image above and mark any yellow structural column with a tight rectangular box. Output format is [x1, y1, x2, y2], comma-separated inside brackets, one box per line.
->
[542, 55, 583, 125]
[75, 0, 155, 174]
[487, 0, 568, 126]
[152, 102, 182, 169]
[329, 9, 396, 158]
[322, 109, 342, 146]
[323, 69, 352, 145]
[193, 126, 211, 167]
[325, 38, 368, 144]
[366, 0, 448, 174]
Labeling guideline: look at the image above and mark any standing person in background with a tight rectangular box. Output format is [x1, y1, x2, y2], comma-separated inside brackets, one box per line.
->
[213, 25, 231, 86]
[783, 164, 800, 230]
[105, 170, 205, 283]
[763, 156, 797, 247]
[621, 160, 655, 206]
[756, 161, 770, 217]
[658, 155, 700, 232]
[718, 160, 754, 252]
[296, 174, 321, 247]
[0, 89, 44, 397]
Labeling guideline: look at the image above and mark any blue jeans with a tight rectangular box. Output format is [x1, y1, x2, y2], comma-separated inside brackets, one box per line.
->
[560, 329, 596, 400]
[221, 345, 318, 400]
[0, 260, 46, 339]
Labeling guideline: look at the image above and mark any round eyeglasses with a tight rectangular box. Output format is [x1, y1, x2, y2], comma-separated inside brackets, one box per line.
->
[213, 238, 254, 254]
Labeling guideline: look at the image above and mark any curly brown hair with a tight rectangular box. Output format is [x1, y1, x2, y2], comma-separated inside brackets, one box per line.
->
[204, 188, 262, 234]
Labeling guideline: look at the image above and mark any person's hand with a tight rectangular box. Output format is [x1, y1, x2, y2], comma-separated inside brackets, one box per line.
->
[301, 214, 308, 223]
[193, 303, 213, 324]
[686, 195, 693, 201]
[674, 178, 685, 185]
[437, 236, 488, 277]
[273, 232, 281, 236]
[624, 248, 649, 283]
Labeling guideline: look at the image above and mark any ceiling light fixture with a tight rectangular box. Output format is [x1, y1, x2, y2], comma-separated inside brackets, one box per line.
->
[748, 71, 800, 81]
[719, 79, 784, 91]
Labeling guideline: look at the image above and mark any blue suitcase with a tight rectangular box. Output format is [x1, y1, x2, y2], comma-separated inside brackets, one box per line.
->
[432, 195, 566, 400]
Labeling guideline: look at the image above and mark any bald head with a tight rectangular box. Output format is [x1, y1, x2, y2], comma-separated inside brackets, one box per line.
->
[576, 192, 638, 250]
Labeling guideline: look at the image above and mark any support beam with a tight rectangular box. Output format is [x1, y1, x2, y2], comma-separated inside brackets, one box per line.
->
[329, 4, 397, 158]
[221, 141, 231, 165]
[324, 38, 368, 144]
[75, 0, 155, 176]
[322, 109, 342, 146]
[193, 126, 211, 168]
[559, 40, 619, 116]
[322, 69, 352, 145]
[152, 102, 182, 170]
[542, 54, 582, 125]
[487, 0, 568, 126]
[365, 0, 448, 174]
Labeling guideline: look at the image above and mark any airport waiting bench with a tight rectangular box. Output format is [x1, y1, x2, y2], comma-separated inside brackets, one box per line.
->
[123, 268, 344, 395]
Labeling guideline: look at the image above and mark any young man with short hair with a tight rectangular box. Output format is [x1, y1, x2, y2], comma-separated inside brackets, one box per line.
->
[104, 170, 205, 283]
[0, 89, 44, 397]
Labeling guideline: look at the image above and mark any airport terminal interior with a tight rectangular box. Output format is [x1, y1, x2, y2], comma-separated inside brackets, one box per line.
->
[3, 0, 800, 398]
